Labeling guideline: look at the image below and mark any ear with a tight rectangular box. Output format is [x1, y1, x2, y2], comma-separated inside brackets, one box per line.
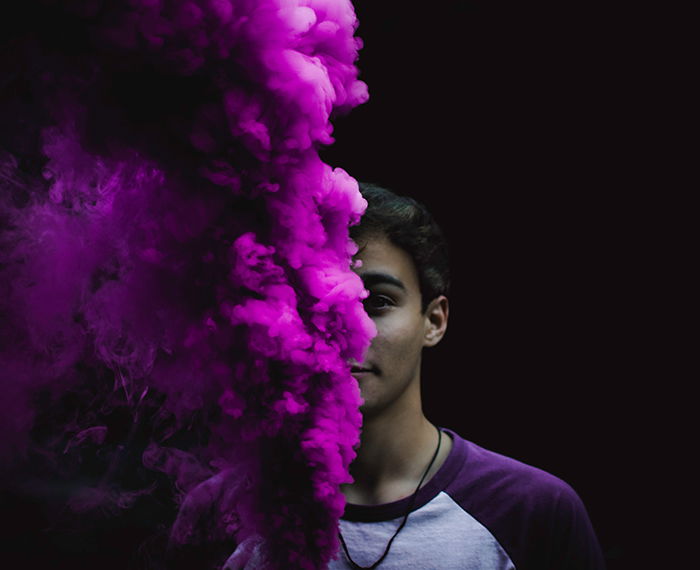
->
[423, 295, 449, 347]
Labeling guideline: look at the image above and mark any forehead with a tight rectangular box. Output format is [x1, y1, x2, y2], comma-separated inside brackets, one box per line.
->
[353, 232, 420, 291]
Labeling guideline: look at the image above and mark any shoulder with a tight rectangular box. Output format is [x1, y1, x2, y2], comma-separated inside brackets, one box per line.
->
[440, 429, 605, 570]
[443, 429, 579, 511]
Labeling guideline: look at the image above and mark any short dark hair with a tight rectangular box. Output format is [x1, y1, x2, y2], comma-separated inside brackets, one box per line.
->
[351, 182, 450, 312]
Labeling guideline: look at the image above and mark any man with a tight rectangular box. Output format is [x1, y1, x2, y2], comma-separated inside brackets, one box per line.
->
[330, 183, 605, 569]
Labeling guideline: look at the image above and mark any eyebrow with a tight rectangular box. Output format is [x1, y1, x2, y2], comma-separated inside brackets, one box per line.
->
[361, 271, 407, 291]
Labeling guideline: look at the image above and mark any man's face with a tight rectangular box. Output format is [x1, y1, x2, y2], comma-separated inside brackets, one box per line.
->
[351, 232, 442, 418]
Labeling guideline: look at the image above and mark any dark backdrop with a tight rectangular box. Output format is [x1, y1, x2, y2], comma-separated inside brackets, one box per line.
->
[321, 2, 668, 568]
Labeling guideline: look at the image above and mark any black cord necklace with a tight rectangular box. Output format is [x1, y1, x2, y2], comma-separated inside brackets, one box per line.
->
[338, 425, 443, 569]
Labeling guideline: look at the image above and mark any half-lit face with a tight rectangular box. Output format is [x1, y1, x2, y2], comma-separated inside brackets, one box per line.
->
[350, 232, 448, 419]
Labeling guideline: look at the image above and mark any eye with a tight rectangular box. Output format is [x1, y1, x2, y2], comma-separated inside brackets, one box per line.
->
[363, 293, 394, 314]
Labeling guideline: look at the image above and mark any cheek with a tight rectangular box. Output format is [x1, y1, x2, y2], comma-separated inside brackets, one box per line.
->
[372, 316, 425, 358]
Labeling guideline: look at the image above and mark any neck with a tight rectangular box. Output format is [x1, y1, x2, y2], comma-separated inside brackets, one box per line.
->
[342, 406, 449, 505]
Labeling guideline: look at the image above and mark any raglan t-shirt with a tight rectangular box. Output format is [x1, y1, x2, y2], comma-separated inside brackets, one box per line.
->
[329, 428, 605, 570]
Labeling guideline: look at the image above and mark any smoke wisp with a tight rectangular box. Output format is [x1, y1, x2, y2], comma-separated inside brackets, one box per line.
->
[0, 1, 373, 567]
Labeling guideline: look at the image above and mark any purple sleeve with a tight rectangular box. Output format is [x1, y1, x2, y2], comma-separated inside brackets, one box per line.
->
[444, 436, 605, 570]
[527, 478, 606, 570]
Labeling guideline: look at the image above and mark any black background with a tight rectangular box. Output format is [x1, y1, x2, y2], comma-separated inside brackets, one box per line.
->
[0, 1, 681, 567]
[322, 2, 677, 568]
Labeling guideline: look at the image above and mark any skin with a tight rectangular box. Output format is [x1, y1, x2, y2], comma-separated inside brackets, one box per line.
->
[342, 231, 451, 506]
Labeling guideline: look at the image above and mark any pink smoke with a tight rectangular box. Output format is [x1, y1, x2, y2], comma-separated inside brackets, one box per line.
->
[0, 1, 373, 567]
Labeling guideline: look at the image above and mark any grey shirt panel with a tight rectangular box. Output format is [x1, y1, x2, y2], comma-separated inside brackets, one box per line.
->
[331, 491, 515, 569]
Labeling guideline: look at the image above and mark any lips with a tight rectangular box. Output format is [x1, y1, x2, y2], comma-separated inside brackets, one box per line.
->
[351, 365, 377, 374]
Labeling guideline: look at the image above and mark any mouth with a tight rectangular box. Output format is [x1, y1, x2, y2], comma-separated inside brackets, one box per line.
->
[351, 365, 377, 376]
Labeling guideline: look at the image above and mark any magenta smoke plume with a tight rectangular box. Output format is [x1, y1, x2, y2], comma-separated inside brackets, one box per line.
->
[0, 1, 373, 567]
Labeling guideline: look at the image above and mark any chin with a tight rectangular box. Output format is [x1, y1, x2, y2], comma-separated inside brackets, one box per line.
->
[357, 397, 386, 419]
